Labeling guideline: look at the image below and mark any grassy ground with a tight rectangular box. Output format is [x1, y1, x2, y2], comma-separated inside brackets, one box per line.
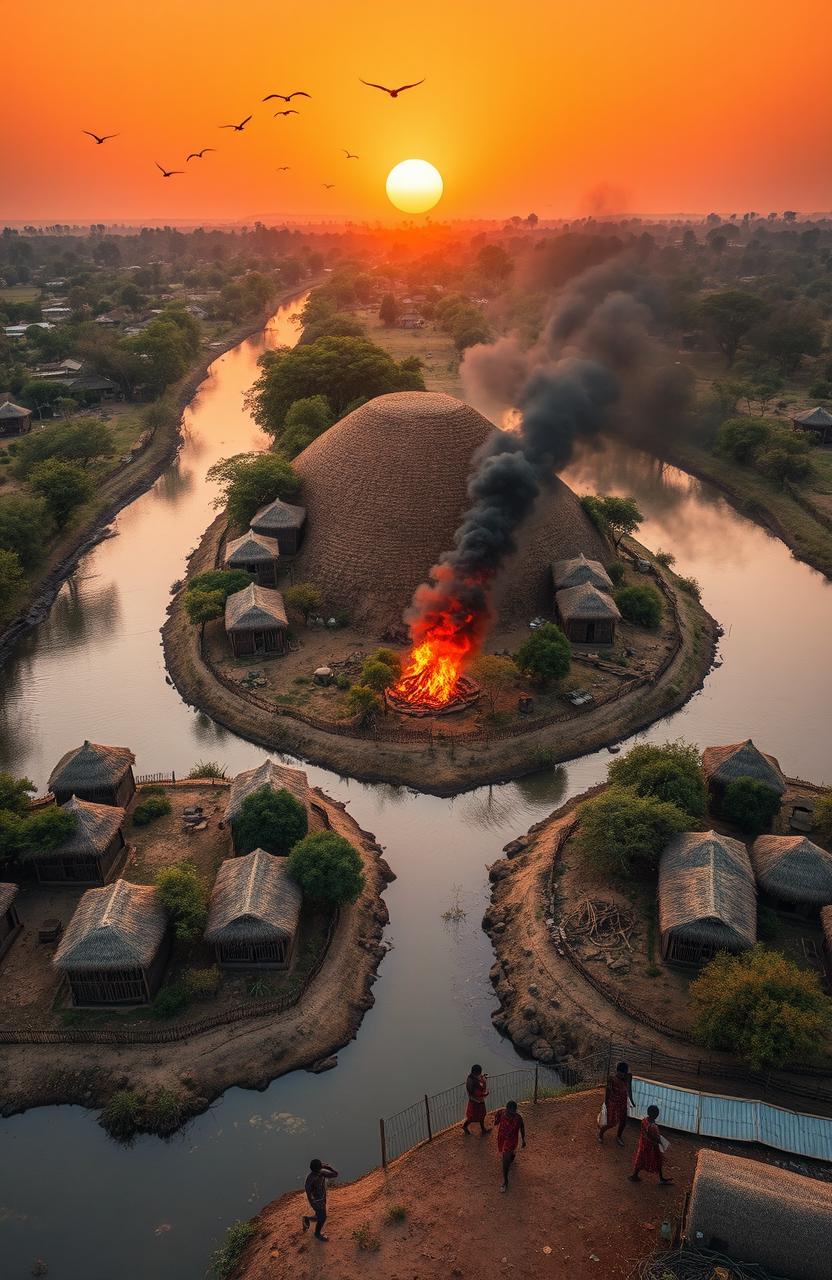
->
[0, 286, 41, 304]
[359, 308, 463, 396]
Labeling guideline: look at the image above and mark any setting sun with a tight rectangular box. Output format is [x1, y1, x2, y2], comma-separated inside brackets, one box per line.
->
[386, 159, 443, 213]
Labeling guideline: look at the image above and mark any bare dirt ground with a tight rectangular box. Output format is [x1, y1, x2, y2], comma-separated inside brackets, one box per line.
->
[233, 1089, 795, 1280]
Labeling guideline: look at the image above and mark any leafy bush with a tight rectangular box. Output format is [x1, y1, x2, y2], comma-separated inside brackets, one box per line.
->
[207, 452, 300, 526]
[615, 584, 663, 628]
[185, 588, 225, 625]
[575, 785, 689, 878]
[607, 741, 707, 821]
[188, 760, 227, 779]
[372, 648, 402, 679]
[716, 416, 772, 464]
[155, 861, 207, 941]
[12, 417, 114, 477]
[133, 794, 172, 826]
[654, 550, 675, 568]
[100, 1090, 142, 1141]
[284, 582, 323, 621]
[361, 658, 398, 693]
[677, 575, 702, 600]
[188, 569, 252, 601]
[352, 1221, 381, 1252]
[183, 966, 222, 1000]
[346, 683, 383, 723]
[720, 777, 782, 834]
[0, 547, 25, 610]
[28, 458, 93, 527]
[516, 623, 571, 685]
[150, 984, 189, 1019]
[580, 494, 643, 547]
[606, 560, 625, 586]
[691, 946, 830, 1069]
[0, 771, 36, 816]
[0, 493, 53, 569]
[233, 784, 308, 856]
[385, 1204, 408, 1225]
[288, 831, 365, 907]
[211, 1221, 256, 1278]
[335, 673, 350, 691]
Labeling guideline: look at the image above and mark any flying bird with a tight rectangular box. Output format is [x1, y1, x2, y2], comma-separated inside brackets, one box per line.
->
[186, 148, 216, 161]
[262, 91, 310, 102]
[341, 149, 359, 160]
[156, 162, 183, 178]
[322, 183, 335, 190]
[359, 77, 424, 98]
[83, 130, 118, 145]
[220, 115, 252, 131]
[274, 110, 299, 117]
[276, 166, 292, 171]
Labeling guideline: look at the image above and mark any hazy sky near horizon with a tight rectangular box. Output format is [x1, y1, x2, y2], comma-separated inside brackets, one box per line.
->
[3, 0, 830, 223]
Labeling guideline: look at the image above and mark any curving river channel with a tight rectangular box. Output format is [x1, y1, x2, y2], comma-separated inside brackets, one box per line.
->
[1, 295, 830, 1280]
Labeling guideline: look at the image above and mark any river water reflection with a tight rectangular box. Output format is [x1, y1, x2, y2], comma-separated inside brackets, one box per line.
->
[0, 301, 830, 1279]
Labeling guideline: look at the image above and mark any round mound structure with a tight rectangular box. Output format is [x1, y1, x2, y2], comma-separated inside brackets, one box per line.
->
[292, 391, 609, 632]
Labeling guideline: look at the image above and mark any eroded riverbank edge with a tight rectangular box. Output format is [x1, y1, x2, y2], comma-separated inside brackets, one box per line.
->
[161, 512, 719, 796]
[0, 791, 394, 1132]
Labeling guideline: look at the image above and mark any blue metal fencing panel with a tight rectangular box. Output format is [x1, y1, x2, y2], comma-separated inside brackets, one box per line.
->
[759, 1104, 832, 1162]
[698, 1091, 761, 1144]
[631, 1077, 700, 1134]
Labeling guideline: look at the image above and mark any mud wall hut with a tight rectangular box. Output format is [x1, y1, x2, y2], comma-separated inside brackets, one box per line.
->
[224, 582, 289, 658]
[658, 830, 757, 966]
[249, 498, 307, 555]
[223, 531, 280, 587]
[48, 740, 136, 808]
[54, 879, 169, 1006]
[23, 796, 127, 886]
[0, 884, 21, 961]
[205, 848, 302, 967]
[751, 835, 832, 916]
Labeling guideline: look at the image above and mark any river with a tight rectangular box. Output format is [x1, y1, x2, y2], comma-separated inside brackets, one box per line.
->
[0, 295, 830, 1279]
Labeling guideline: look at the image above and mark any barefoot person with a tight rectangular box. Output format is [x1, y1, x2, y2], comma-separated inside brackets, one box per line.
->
[302, 1158, 338, 1240]
[598, 1061, 634, 1147]
[629, 1106, 673, 1185]
[494, 1099, 526, 1192]
[462, 1064, 490, 1135]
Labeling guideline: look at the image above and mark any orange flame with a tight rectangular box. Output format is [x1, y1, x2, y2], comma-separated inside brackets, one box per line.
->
[392, 612, 475, 710]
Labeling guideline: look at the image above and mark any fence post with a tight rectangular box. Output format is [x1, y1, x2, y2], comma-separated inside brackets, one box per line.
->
[534, 1064, 539, 1104]
[424, 1094, 433, 1142]
[379, 1117, 387, 1169]
[172, 770, 176, 784]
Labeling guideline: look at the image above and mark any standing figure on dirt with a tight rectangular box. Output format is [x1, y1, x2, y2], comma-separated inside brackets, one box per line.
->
[597, 1060, 634, 1147]
[494, 1100, 526, 1192]
[302, 1158, 339, 1241]
[629, 1105, 673, 1185]
[462, 1064, 490, 1135]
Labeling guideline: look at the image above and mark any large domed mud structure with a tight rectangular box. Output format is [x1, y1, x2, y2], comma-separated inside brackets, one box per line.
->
[292, 392, 609, 633]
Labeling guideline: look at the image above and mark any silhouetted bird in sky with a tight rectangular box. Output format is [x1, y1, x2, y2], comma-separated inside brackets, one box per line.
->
[276, 166, 292, 171]
[156, 163, 184, 178]
[274, 110, 300, 117]
[263, 91, 310, 102]
[359, 77, 424, 98]
[322, 183, 335, 190]
[186, 148, 216, 161]
[342, 149, 359, 159]
[220, 115, 252, 131]
[83, 131, 118, 145]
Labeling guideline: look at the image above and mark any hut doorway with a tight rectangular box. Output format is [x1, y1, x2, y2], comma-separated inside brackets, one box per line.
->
[68, 966, 149, 1005]
[216, 938, 290, 967]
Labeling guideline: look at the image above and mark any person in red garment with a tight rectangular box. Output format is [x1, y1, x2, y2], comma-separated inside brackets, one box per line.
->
[494, 1100, 526, 1191]
[462, 1064, 490, 1135]
[597, 1060, 634, 1147]
[629, 1105, 673, 1184]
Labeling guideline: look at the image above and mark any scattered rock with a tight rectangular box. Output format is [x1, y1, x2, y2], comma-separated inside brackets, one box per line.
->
[548, 997, 561, 1009]
[521, 1003, 537, 1019]
[527, 983, 540, 997]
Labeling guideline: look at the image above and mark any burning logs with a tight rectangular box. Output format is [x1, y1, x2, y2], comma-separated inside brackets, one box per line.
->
[386, 673, 481, 717]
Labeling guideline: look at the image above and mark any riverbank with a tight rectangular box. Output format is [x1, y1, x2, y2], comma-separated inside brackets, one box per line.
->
[0, 785, 394, 1133]
[0, 281, 316, 666]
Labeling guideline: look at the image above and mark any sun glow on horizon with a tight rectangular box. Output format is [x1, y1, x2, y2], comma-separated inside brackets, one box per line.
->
[386, 159, 443, 213]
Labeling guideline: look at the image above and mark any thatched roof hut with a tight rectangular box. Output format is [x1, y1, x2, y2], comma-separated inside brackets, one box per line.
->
[225, 583, 289, 657]
[751, 834, 832, 910]
[250, 498, 307, 555]
[54, 879, 170, 1006]
[224, 759, 316, 850]
[205, 848, 302, 967]
[48, 740, 136, 808]
[552, 553, 613, 592]
[291, 392, 608, 631]
[22, 795, 127, 886]
[0, 400, 33, 436]
[658, 830, 756, 965]
[224, 531, 280, 586]
[685, 1150, 832, 1280]
[0, 882, 21, 961]
[555, 582, 621, 645]
[793, 405, 832, 445]
[701, 739, 786, 798]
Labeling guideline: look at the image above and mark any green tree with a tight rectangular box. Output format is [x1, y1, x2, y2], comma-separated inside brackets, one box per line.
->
[477, 243, 513, 283]
[469, 654, 517, 714]
[13, 417, 114, 477]
[0, 548, 25, 610]
[1, 805, 78, 865]
[284, 582, 323, 621]
[379, 294, 400, 327]
[28, 458, 93, 526]
[301, 312, 366, 345]
[749, 304, 824, 376]
[187, 569, 253, 601]
[207, 452, 300, 526]
[185, 589, 225, 625]
[516, 624, 571, 686]
[720, 777, 782, 834]
[0, 771, 35, 816]
[575, 785, 689, 878]
[716, 416, 773, 464]
[0, 494, 52, 569]
[607, 741, 706, 820]
[360, 658, 398, 693]
[155, 861, 207, 941]
[699, 290, 767, 366]
[280, 395, 333, 457]
[754, 430, 814, 487]
[233, 784, 308, 856]
[691, 946, 830, 1069]
[581, 494, 644, 549]
[346, 683, 383, 723]
[615, 584, 663, 628]
[287, 831, 365, 907]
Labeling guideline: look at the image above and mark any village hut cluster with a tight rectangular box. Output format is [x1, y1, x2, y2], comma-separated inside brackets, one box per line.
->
[552, 553, 621, 645]
[221, 496, 306, 659]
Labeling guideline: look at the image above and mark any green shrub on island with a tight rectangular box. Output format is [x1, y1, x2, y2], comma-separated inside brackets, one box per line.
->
[346, 683, 383, 723]
[516, 623, 571, 686]
[576, 785, 689, 878]
[361, 657, 398, 693]
[0, 803, 78, 866]
[188, 569, 253, 600]
[677, 575, 702, 600]
[155, 860, 207, 941]
[284, 581, 323, 622]
[233, 784, 308, 856]
[211, 1220, 256, 1279]
[206, 451, 300, 526]
[691, 946, 830, 1070]
[720, 776, 782, 835]
[188, 759, 227, 779]
[150, 984, 189, 1019]
[580, 494, 644, 549]
[615, 583, 663, 628]
[288, 831, 365, 907]
[607, 741, 706, 821]
[28, 458, 94, 527]
[185, 588, 226, 625]
[606, 560, 626, 586]
[133, 793, 172, 826]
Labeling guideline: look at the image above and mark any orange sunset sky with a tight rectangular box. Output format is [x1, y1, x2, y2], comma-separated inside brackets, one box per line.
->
[2, 0, 830, 224]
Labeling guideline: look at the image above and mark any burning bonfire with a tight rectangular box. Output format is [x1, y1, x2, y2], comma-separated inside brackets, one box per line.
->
[387, 600, 482, 716]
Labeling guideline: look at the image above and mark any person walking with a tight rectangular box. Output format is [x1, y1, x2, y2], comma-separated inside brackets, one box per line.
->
[301, 1158, 338, 1240]
[629, 1105, 673, 1185]
[462, 1064, 490, 1135]
[494, 1100, 526, 1192]
[597, 1060, 634, 1147]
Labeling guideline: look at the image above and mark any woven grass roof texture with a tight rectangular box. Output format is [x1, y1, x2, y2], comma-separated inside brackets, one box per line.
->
[21, 795, 125, 862]
[54, 879, 166, 972]
[686, 1150, 832, 1280]
[0, 883, 19, 916]
[250, 497, 307, 534]
[225, 583, 288, 632]
[552, 553, 613, 591]
[658, 830, 757, 950]
[751, 835, 832, 906]
[291, 392, 608, 631]
[224, 759, 310, 824]
[224, 530, 281, 566]
[48, 740, 135, 792]
[821, 905, 832, 948]
[701, 740, 786, 795]
[556, 582, 621, 621]
[205, 849, 302, 944]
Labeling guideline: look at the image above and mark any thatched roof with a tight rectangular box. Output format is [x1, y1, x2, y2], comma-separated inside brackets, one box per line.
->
[686, 1150, 832, 1280]
[224, 530, 280, 567]
[54, 880, 167, 972]
[556, 582, 621, 621]
[701, 740, 786, 796]
[20, 796, 125, 862]
[0, 401, 30, 419]
[658, 830, 756, 949]
[48, 740, 136, 793]
[224, 759, 310, 824]
[552, 553, 613, 592]
[0, 883, 19, 915]
[794, 406, 832, 427]
[225, 583, 288, 633]
[250, 497, 307, 535]
[751, 835, 832, 906]
[821, 905, 832, 949]
[291, 391, 608, 632]
[205, 849, 302, 944]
